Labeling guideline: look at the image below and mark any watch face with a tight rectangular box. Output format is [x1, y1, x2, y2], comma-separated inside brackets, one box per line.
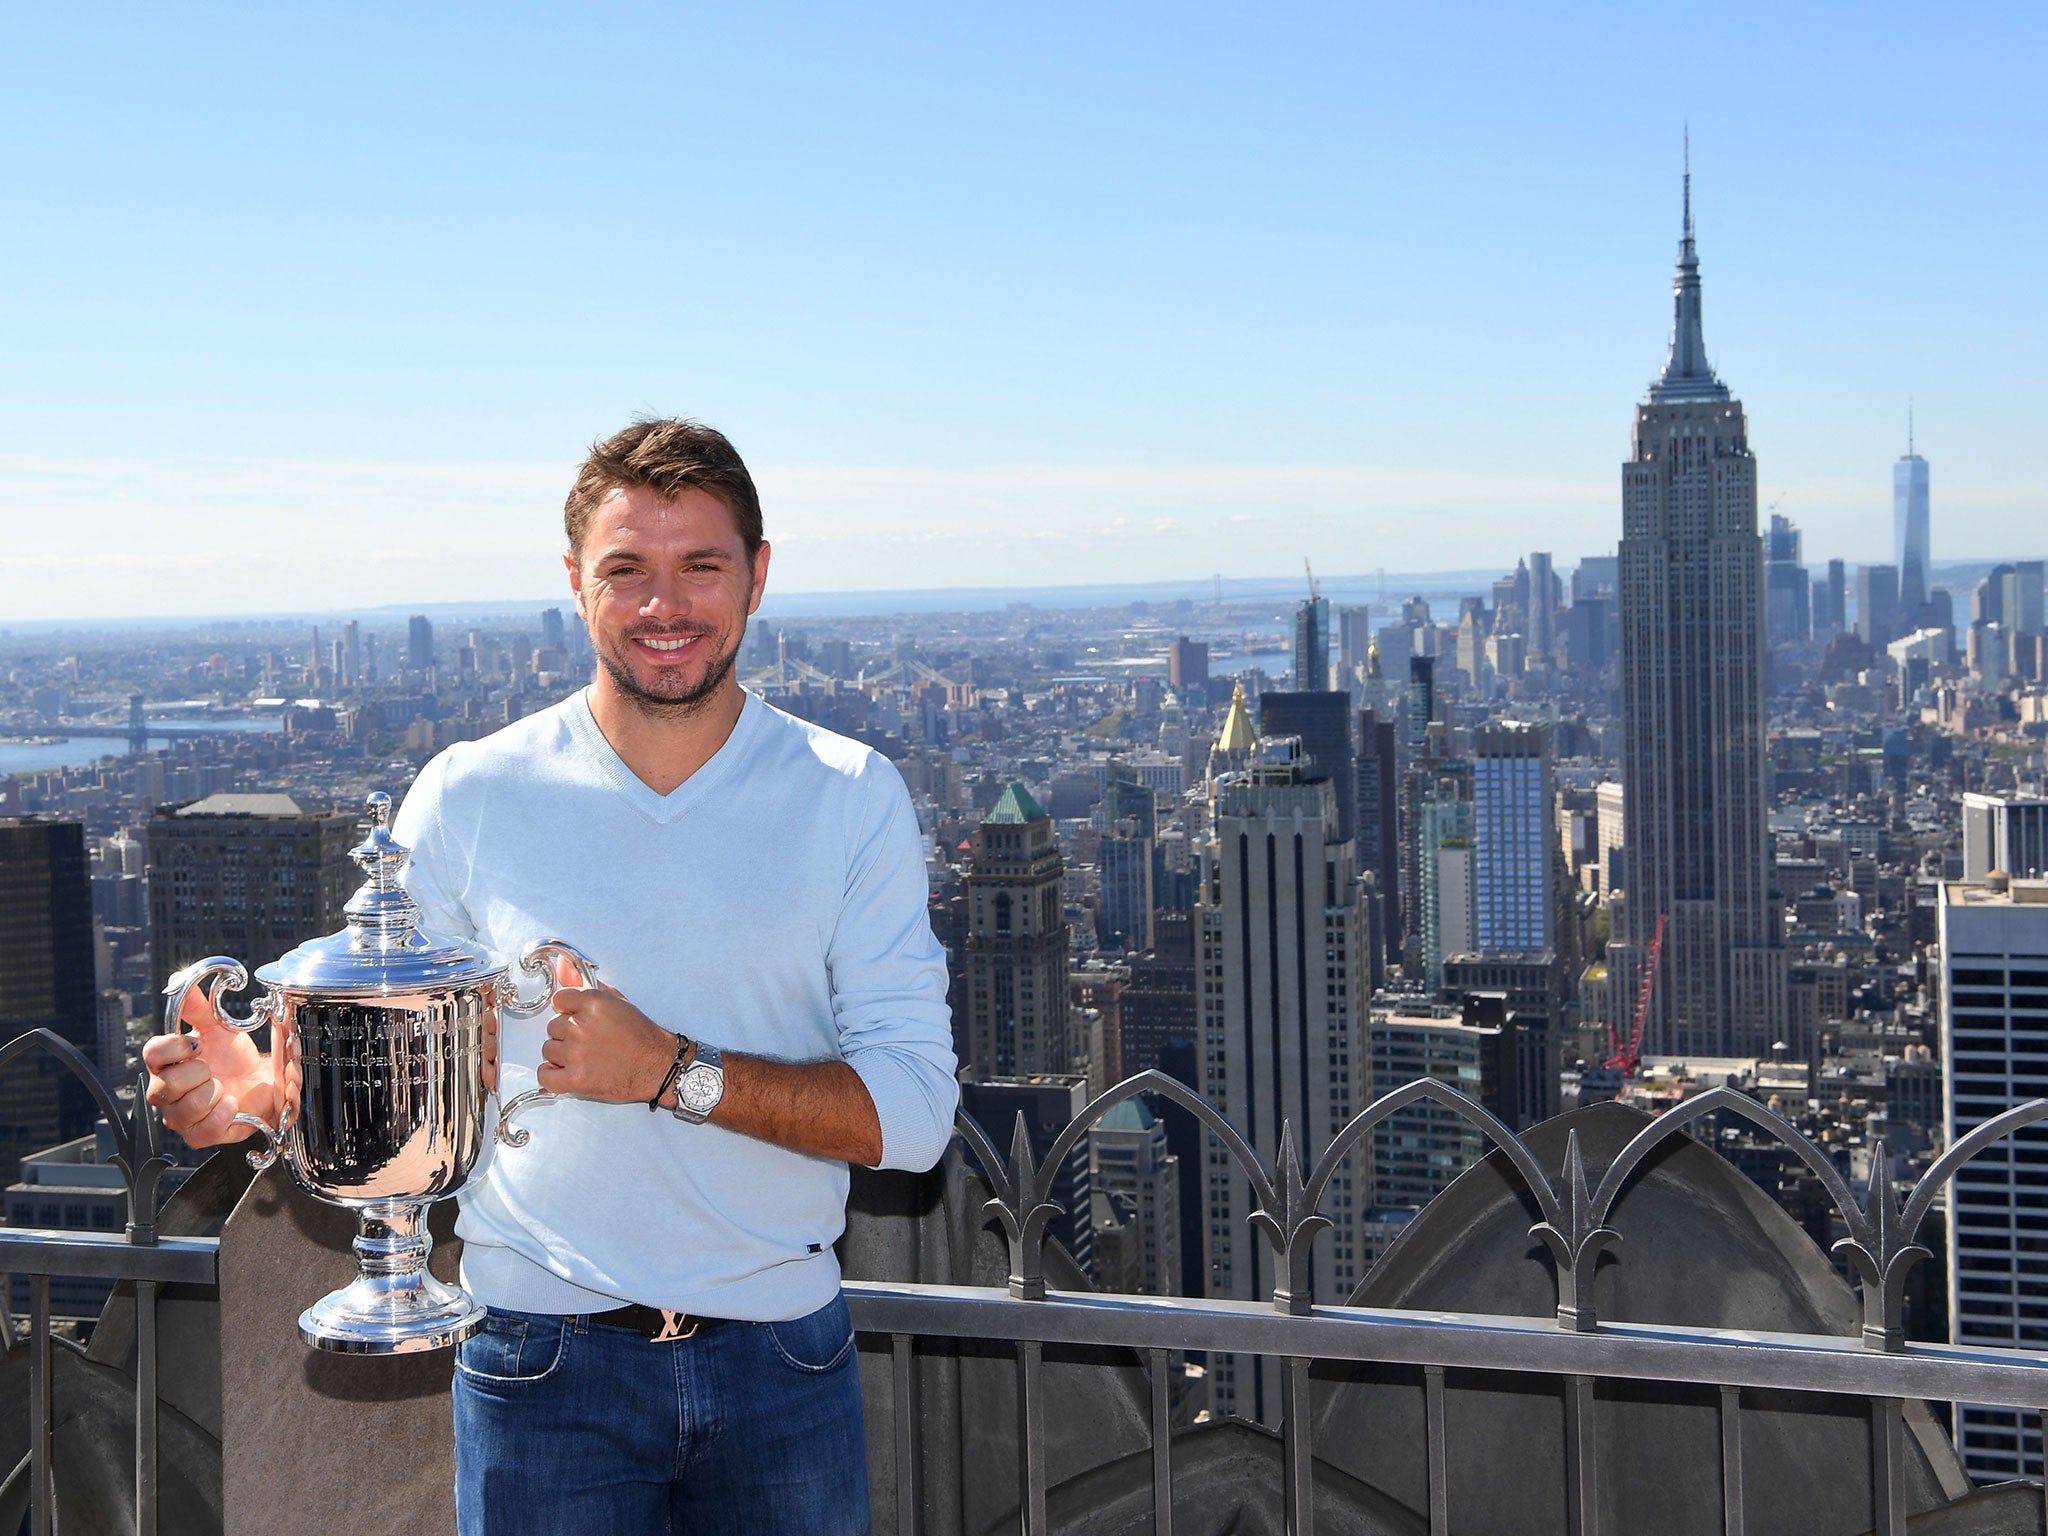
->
[679, 1063, 723, 1115]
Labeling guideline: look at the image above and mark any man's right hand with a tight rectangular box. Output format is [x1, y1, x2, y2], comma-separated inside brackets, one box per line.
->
[141, 984, 283, 1148]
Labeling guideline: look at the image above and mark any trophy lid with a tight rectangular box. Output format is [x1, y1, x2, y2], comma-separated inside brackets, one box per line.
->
[255, 791, 505, 995]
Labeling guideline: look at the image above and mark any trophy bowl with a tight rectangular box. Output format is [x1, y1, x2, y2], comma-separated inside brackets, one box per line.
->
[165, 791, 515, 1355]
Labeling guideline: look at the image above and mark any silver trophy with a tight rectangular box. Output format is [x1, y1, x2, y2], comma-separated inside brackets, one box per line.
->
[164, 791, 596, 1354]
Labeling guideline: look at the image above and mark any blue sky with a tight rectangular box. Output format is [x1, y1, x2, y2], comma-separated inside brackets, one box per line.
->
[2, 3, 2042, 620]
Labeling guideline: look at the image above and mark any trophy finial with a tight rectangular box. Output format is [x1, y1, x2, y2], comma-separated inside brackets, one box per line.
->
[344, 787, 418, 945]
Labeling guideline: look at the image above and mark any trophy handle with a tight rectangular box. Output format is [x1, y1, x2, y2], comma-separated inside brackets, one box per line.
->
[495, 939, 601, 1147]
[161, 959, 292, 1169]
[163, 957, 273, 1036]
[230, 1103, 297, 1172]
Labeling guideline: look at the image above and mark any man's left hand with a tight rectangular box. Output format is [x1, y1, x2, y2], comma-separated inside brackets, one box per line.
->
[538, 984, 675, 1104]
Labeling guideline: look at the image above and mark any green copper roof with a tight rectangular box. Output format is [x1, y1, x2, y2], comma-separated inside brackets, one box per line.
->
[987, 781, 1047, 824]
[1098, 1097, 1156, 1131]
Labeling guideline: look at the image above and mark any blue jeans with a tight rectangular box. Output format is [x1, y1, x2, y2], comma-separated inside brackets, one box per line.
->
[452, 1293, 870, 1535]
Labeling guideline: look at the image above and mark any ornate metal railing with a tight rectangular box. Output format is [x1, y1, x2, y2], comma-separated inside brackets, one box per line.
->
[849, 1069, 2048, 1536]
[0, 1027, 217, 1536]
[3, 1032, 2046, 1536]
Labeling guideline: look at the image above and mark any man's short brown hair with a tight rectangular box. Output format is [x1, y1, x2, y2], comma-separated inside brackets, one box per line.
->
[564, 419, 763, 560]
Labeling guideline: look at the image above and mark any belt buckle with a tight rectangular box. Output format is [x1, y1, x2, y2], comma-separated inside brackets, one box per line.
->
[650, 1308, 697, 1343]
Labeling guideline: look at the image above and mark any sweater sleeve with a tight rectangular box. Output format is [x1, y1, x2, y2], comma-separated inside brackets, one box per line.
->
[828, 759, 961, 1172]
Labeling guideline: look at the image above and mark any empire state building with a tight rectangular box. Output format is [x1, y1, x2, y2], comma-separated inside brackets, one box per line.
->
[1610, 161, 1786, 1057]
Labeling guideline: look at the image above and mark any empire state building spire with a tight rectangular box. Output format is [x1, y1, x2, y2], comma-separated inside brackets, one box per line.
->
[1648, 135, 1729, 403]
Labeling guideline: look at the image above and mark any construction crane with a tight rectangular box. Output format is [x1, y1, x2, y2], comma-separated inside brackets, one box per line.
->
[1304, 558, 1320, 602]
[1604, 912, 1668, 1078]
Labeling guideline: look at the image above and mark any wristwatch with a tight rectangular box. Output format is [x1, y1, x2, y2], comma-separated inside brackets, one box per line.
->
[671, 1040, 725, 1124]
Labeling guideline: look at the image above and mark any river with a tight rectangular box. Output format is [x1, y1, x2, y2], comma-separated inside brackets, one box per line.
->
[0, 720, 282, 778]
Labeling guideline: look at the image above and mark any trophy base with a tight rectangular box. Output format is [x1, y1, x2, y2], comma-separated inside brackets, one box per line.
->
[298, 1202, 486, 1354]
[299, 1267, 487, 1354]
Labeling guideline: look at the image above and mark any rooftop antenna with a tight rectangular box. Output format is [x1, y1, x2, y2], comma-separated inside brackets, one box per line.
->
[1908, 397, 1916, 457]
[1682, 123, 1692, 238]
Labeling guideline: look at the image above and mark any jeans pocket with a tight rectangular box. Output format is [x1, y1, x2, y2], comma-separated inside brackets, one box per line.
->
[456, 1310, 569, 1385]
[765, 1294, 856, 1374]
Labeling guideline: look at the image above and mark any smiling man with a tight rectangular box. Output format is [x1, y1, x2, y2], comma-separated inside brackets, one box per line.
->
[144, 419, 960, 1534]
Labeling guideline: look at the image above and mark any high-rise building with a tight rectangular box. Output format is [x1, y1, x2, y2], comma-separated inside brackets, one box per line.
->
[2004, 562, 2046, 640]
[1471, 722, 1554, 956]
[1198, 736, 1368, 1421]
[1764, 513, 1811, 645]
[1856, 564, 1901, 650]
[959, 1074, 1094, 1278]
[1357, 709, 1403, 953]
[963, 784, 1075, 1077]
[1938, 877, 2048, 1483]
[1439, 959, 1560, 1128]
[1895, 434, 1931, 619]
[1414, 784, 1474, 994]
[1610, 159, 1785, 1058]
[1167, 637, 1210, 705]
[1099, 764, 1159, 953]
[1403, 656, 1436, 755]
[1961, 793, 2048, 883]
[1336, 605, 1374, 684]
[1257, 692, 1355, 844]
[0, 818, 98, 1186]
[541, 607, 566, 651]
[145, 794, 359, 1005]
[1089, 1098, 1183, 1296]
[408, 614, 435, 674]
[1526, 553, 1557, 663]
[1368, 1000, 1513, 1209]
[1292, 596, 1330, 693]
[1823, 559, 1848, 636]
[1097, 831, 1154, 953]
[341, 619, 361, 690]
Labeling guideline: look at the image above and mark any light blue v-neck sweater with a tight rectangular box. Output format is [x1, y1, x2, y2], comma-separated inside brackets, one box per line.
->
[391, 689, 959, 1321]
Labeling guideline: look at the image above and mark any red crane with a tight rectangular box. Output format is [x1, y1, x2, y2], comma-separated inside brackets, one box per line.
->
[1605, 912, 1667, 1078]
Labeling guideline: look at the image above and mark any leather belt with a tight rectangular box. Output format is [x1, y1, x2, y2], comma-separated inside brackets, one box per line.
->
[587, 1303, 733, 1342]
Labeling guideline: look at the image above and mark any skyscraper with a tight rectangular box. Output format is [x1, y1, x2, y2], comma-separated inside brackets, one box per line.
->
[1526, 552, 1557, 663]
[1292, 596, 1330, 692]
[0, 818, 97, 1185]
[1824, 558, 1848, 636]
[1198, 735, 1368, 1421]
[1257, 691, 1355, 844]
[1336, 605, 1374, 684]
[1938, 877, 2048, 1482]
[408, 614, 435, 674]
[1167, 637, 1210, 705]
[1356, 708, 1403, 953]
[1895, 426, 1931, 619]
[145, 794, 358, 1005]
[1471, 721, 1554, 956]
[1764, 513, 1811, 644]
[963, 783, 1075, 1077]
[1961, 792, 2048, 883]
[1611, 156, 1785, 1057]
[1856, 563, 1900, 650]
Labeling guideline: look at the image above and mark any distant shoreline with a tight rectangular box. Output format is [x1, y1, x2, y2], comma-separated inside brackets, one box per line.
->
[0, 558, 2034, 635]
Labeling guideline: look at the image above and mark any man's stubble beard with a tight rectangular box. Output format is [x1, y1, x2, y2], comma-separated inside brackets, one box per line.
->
[596, 620, 744, 720]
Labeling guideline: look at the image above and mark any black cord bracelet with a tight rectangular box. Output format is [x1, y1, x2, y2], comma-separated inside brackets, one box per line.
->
[648, 1032, 691, 1110]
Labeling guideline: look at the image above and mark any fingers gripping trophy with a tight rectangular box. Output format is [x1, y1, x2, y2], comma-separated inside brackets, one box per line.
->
[150, 791, 594, 1355]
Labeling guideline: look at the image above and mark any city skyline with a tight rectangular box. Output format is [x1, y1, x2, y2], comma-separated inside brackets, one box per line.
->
[3, 6, 2046, 620]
